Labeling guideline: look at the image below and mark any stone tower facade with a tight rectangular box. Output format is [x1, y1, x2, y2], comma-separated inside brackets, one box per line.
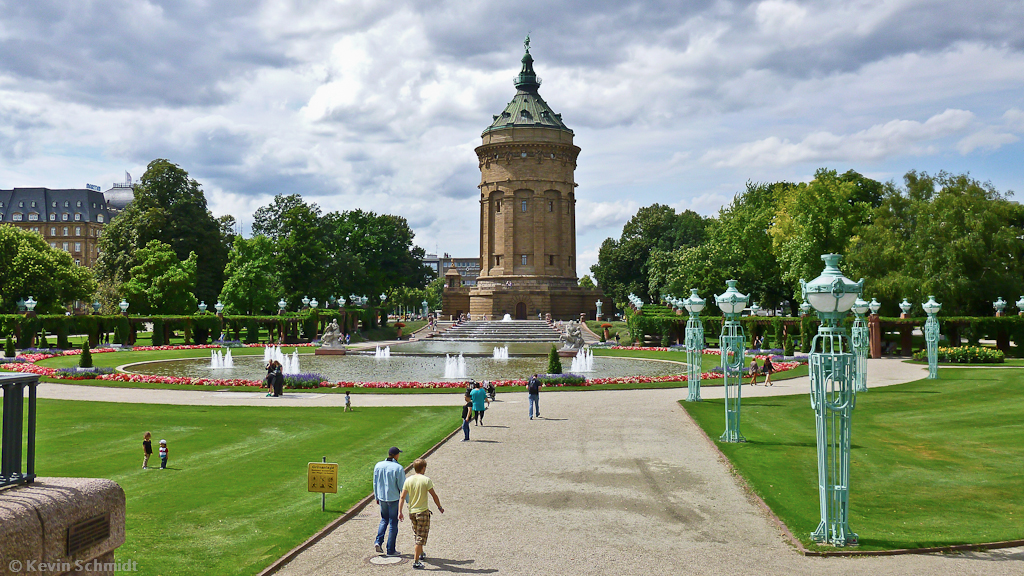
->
[449, 41, 603, 321]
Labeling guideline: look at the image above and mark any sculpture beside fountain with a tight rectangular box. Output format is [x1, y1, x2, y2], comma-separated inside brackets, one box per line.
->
[315, 319, 347, 355]
[559, 321, 586, 350]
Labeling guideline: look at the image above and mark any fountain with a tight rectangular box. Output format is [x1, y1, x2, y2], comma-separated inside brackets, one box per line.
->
[261, 346, 300, 375]
[444, 353, 467, 379]
[209, 349, 234, 369]
[492, 346, 509, 360]
[569, 347, 594, 373]
[501, 314, 512, 322]
[375, 345, 391, 359]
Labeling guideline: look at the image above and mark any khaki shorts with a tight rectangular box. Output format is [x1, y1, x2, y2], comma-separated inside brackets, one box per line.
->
[410, 511, 431, 545]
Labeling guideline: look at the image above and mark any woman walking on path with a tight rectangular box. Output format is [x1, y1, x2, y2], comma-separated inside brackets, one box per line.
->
[762, 356, 775, 386]
[748, 358, 760, 386]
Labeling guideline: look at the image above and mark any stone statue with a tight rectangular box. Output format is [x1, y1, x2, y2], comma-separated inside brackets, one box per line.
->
[320, 319, 344, 348]
[560, 320, 585, 349]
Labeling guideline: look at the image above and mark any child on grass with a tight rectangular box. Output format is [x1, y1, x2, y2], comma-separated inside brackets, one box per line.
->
[142, 432, 153, 469]
[345, 391, 352, 412]
[159, 439, 168, 469]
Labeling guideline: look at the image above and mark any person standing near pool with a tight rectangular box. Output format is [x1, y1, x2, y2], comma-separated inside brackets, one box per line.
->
[461, 394, 472, 441]
[373, 447, 406, 556]
[470, 382, 489, 425]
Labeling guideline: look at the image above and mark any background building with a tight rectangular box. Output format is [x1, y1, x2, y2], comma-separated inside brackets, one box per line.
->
[0, 187, 113, 267]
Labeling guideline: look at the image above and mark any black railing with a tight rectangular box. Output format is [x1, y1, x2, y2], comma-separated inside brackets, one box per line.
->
[1, 373, 38, 489]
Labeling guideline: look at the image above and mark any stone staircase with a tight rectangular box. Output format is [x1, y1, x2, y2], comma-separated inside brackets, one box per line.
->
[436, 320, 562, 342]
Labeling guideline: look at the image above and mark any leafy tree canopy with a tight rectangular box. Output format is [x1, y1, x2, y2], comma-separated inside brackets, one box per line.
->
[0, 226, 96, 313]
[121, 240, 198, 315]
[578, 274, 595, 289]
[218, 235, 280, 315]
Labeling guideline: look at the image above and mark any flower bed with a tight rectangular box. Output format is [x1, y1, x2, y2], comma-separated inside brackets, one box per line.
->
[912, 346, 1005, 364]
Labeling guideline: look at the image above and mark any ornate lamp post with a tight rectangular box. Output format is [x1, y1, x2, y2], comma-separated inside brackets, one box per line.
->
[421, 299, 429, 317]
[25, 297, 37, 313]
[715, 280, 748, 442]
[595, 299, 603, 320]
[1017, 296, 1024, 316]
[92, 301, 101, 314]
[683, 289, 706, 403]
[993, 297, 1006, 317]
[800, 300, 811, 317]
[215, 301, 225, 316]
[922, 296, 941, 379]
[800, 254, 863, 547]
[301, 295, 310, 309]
[278, 298, 287, 314]
[899, 298, 912, 318]
[310, 298, 319, 309]
[118, 299, 129, 316]
[851, 298, 870, 393]
[198, 301, 207, 314]
[868, 298, 881, 316]
[339, 296, 346, 307]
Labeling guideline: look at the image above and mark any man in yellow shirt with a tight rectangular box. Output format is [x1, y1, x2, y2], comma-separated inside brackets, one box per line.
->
[399, 458, 445, 569]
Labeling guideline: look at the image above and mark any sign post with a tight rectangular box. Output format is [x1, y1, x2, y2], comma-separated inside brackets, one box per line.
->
[307, 457, 339, 511]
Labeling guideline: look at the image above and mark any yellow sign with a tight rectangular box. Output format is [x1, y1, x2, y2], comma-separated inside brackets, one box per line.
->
[307, 462, 339, 493]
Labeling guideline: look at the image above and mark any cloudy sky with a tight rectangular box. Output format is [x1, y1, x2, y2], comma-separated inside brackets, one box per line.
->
[2, 0, 1022, 277]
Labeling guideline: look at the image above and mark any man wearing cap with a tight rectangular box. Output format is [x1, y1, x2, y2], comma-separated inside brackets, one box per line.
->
[373, 447, 406, 556]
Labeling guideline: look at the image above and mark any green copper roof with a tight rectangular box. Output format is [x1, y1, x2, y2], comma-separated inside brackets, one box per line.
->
[483, 42, 572, 135]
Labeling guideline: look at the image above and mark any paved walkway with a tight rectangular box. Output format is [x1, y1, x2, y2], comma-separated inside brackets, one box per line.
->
[37, 358, 1023, 574]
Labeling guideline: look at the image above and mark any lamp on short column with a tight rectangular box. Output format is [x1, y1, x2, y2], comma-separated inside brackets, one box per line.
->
[215, 301, 225, 316]
[278, 298, 287, 314]
[993, 297, 1006, 317]
[1016, 295, 1024, 316]
[899, 298, 912, 318]
[868, 298, 881, 316]
[714, 280, 748, 443]
[800, 253, 863, 547]
[198, 301, 207, 314]
[595, 299, 603, 320]
[339, 296, 346, 307]
[421, 299, 429, 316]
[922, 295, 942, 380]
[799, 300, 811, 317]
[301, 295, 310, 309]
[119, 299, 129, 316]
[310, 298, 318, 309]
[851, 297, 870, 392]
[682, 288, 706, 403]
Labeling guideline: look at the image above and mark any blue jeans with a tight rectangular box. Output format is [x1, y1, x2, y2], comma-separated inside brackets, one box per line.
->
[462, 419, 470, 440]
[528, 394, 539, 418]
[375, 499, 400, 554]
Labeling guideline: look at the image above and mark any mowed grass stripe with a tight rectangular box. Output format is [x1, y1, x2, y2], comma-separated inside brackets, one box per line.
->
[15, 400, 456, 576]
[681, 367, 1024, 551]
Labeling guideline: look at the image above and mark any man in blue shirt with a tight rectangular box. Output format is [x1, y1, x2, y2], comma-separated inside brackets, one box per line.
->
[373, 446, 406, 556]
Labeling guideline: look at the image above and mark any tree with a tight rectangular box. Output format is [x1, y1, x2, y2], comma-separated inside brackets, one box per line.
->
[846, 171, 1024, 315]
[0, 225, 96, 313]
[591, 204, 707, 306]
[578, 275, 595, 289]
[95, 159, 229, 305]
[218, 235, 281, 315]
[252, 194, 308, 240]
[121, 240, 198, 314]
[770, 169, 873, 296]
[424, 277, 445, 311]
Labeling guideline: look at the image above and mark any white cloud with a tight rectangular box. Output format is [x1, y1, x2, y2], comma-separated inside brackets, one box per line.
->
[1004, 108, 1024, 132]
[957, 129, 1019, 154]
[702, 109, 975, 168]
[576, 199, 642, 230]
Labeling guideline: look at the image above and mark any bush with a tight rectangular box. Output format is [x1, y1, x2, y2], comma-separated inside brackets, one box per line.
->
[783, 333, 795, 357]
[38, 328, 49, 348]
[55, 367, 113, 379]
[245, 318, 259, 344]
[547, 345, 563, 375]
[4, 337, 14, 358]
[912, 346, 1005, 364]
[152, 319, 165, 346]
[79, 341, 93, 368]
[538, 374, 586, 386]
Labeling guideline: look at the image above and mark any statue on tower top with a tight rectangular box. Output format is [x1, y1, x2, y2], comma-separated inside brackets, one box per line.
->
[524, 34, 531, 53]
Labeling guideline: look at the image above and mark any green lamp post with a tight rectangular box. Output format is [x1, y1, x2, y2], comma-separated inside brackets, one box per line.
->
[800, 253, 864, 547]
[993, 297, 1006, 316]
[851, 298, 870, 393]
[1017, 296, 1024, 316]
[683, 289, 706, 403]
[715, 280, 748, 442]
[922, 296, 941, 379]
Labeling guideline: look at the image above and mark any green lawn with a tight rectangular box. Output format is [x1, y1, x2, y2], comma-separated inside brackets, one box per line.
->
[16, 400, 455, 576]
[681, 367, 1024, 551]
[593, 348, 810, 381]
